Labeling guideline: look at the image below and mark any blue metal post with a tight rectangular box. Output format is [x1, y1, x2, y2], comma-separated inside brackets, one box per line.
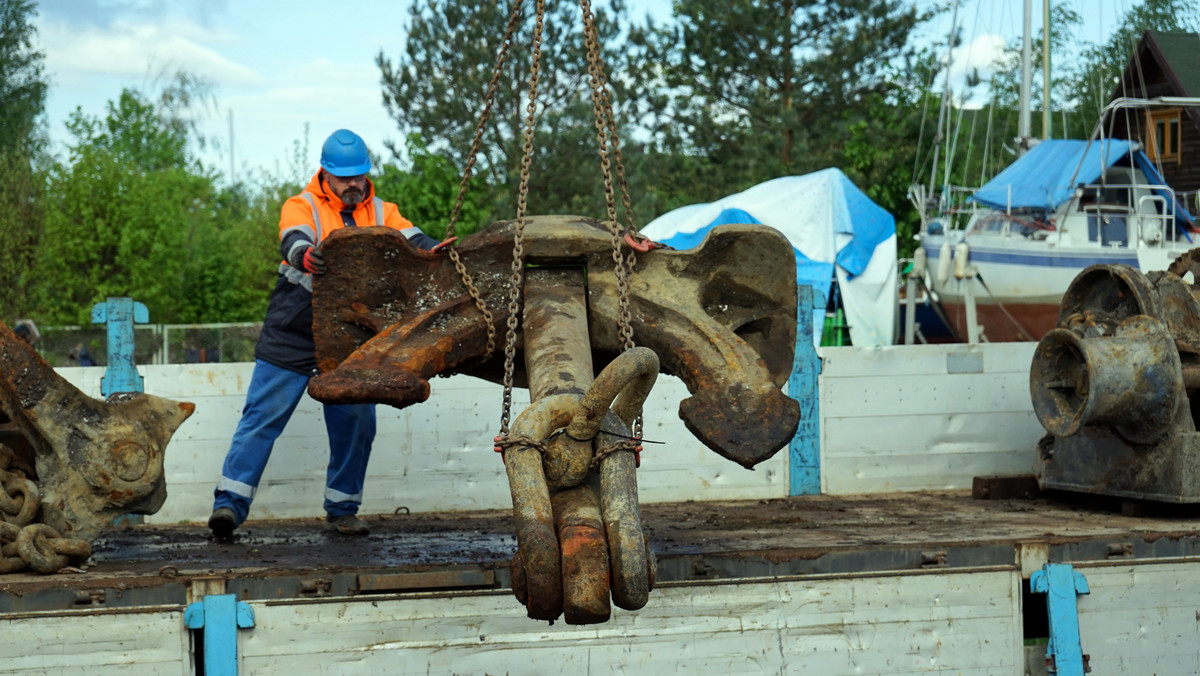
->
[789, 285, 824, 496]
[91, 297, 149, 397]
[1031, 563, 1091, 675]
[184, 593, 256, 676]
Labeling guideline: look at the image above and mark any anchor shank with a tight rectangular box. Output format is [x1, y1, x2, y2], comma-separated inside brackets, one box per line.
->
[523, 267, 594, 400]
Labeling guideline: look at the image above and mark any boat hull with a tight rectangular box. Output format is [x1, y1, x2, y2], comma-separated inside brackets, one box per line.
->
[921, 237, 1196, 342]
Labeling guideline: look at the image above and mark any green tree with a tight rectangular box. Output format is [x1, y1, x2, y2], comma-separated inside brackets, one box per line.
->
[627, 0, 933, 205]
[0, 0, 47, 321]
[0, 148, 43, 321]
[0, 0, 46, 154]
[372, 134, 493, 240]
[32, 74, 279, 325]
[377, 0, 643, 222]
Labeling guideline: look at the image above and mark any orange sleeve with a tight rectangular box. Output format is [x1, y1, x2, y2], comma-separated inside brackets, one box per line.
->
[382, 201, 414, 231]
[279, 195, 318, 242]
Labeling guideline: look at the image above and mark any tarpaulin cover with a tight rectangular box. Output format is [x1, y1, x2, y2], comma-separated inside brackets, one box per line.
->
[641, 169, 898, 347]
[970, 139, 1134, 210]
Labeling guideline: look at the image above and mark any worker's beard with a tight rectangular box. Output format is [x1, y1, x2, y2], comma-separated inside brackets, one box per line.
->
[340, 187, 364, 206]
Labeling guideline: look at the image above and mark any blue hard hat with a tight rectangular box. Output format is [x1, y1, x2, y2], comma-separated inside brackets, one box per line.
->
[320, 129, 371, 176]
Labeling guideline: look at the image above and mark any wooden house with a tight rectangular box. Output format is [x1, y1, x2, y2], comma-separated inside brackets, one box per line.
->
[1107, 30, 1200, 201]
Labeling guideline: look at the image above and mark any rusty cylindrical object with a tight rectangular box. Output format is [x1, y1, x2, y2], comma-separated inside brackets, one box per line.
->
[580, 348, 659, 610]
[552, 483, 611, 624]
[504, 394, 574, 622]
[524, 267, 593, 488]
[597, 410, 653, 610]
[1031, 315, 1182, 444]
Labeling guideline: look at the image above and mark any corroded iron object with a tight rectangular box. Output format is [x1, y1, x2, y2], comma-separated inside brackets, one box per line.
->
[310, 215, 800, 468]
[1030, 263, 1200, 502]
[0, 320, 194, 565]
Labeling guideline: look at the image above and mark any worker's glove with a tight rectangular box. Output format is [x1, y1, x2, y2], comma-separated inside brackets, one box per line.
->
[431, 236, 458, 253]
[302, 246, 326, 275]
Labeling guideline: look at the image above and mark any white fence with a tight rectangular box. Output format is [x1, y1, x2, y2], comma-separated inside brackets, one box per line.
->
[53, 342, 1044, 525]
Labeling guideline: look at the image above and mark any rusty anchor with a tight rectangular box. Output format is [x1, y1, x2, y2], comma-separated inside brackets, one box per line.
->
[1030, 261, 1200, 502]
[308, 215, 799, 622]
[0, 321, 195, 573]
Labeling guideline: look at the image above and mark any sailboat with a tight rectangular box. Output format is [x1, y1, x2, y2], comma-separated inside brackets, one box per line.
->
[916, 117, 1197, 342]
[907, 1, 1199, 343]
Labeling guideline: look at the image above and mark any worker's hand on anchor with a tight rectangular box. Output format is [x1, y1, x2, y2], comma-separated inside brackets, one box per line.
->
[431, 236, 458, 253]
[302, 246, 326, 275]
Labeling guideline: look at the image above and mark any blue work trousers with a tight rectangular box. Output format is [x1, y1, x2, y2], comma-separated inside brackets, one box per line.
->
[212, 359, 376, 524]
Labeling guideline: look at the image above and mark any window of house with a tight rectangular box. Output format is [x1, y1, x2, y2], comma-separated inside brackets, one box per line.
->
[1148, 108, 1182, 163]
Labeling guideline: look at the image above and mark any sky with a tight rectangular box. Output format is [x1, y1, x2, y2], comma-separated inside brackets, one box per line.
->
[33, 0, 1131, 185]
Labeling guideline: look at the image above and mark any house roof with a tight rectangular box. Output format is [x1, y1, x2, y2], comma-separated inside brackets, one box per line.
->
[1144, 30, 1200, 98]
[1114, 30, 1200, 129]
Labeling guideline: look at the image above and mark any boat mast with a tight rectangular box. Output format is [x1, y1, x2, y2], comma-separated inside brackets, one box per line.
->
[1019, 0, 1032, 151]
[1042, 0, 1051, 139]
[927, 0, 961, 199]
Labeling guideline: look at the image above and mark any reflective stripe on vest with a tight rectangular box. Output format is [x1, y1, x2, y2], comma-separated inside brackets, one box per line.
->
[279, 261, 312, 292]
[301, 192, 385, 238]
[285, 192, 384, 291]
[300, 192, 323, 242]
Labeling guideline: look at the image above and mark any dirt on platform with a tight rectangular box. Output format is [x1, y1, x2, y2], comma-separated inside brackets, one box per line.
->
[47, 490, 1200, 582]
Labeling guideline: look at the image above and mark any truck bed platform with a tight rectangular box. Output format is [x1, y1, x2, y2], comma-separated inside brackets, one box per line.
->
[5, 490, 1199, 613]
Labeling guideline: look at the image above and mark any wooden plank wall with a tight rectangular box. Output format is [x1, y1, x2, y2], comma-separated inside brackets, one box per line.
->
[1076, 560, 1200, 673]
[52, 341, 1044, 523]
[54, 368, 786, 524]
[0, 608, 189, 674]
[238, 569, 1023, 675]
[818, 343, 1042, 494]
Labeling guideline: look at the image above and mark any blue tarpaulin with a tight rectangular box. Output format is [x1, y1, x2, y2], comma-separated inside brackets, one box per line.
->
[642, 169, 898, 346]
[969, 139, 1193, 225]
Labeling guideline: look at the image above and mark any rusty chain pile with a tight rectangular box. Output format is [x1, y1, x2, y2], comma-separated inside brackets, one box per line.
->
[0, 450, 92, 574]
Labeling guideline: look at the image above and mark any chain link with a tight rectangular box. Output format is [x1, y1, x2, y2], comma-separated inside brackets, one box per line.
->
[0, 448, 92, 574]
[590, 439, 641, 472]
[442, 0, 528, 360]
[0, 471, 38, 527]
[498, 0, 547, 437]
[580, 0, 643, 441]
[494, 434, 550, 456]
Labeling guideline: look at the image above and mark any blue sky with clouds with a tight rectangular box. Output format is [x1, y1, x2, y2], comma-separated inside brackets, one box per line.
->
[33, 0, 1121, 184]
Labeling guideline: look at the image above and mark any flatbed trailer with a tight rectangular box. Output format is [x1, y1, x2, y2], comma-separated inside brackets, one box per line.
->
[5, 492, 1200, 674]
[5, 344, 1200, 674]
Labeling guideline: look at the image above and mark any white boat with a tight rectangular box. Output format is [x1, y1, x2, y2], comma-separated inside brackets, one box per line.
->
[915, 106, 1199, 342]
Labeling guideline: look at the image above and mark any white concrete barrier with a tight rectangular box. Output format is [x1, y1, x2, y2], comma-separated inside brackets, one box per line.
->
[53, 341, 1044, 524]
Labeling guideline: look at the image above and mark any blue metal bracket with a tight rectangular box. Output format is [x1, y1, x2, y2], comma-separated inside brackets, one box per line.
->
[1031, 563, 1091, 675]
[184, 593, 256, 675]
[90, 297, 149, 396]
[788, 285, 825, 496]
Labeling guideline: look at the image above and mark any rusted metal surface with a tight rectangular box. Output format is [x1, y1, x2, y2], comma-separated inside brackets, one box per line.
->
[0, 320, 194, 574]
[308, 216, 797, 623]
[309, 215, 799, 469]
[1030, 263, 1200, 502]
[500, 269, 656, 623]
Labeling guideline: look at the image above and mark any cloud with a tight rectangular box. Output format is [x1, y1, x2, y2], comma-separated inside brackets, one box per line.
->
[195, 58, 399, 177]
[947, 33, 1010, 83]
[38, 17, 262, 88]
[36, 0, 229, 31]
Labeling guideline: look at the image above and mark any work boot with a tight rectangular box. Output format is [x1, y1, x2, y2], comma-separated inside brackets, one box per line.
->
[208, 507, 237, 540]
[324, 513, 369, 535]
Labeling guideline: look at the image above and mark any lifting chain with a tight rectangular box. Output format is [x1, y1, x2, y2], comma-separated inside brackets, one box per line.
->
[0, 448, 91, 574]
[499, 0, 547, 437]
[443, 0, 528, 360]
[580, 0, 643, 442]
[447, 0, 647, 447]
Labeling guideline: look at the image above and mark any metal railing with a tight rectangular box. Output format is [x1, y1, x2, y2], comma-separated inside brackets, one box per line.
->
[36, 322, 262, 368]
